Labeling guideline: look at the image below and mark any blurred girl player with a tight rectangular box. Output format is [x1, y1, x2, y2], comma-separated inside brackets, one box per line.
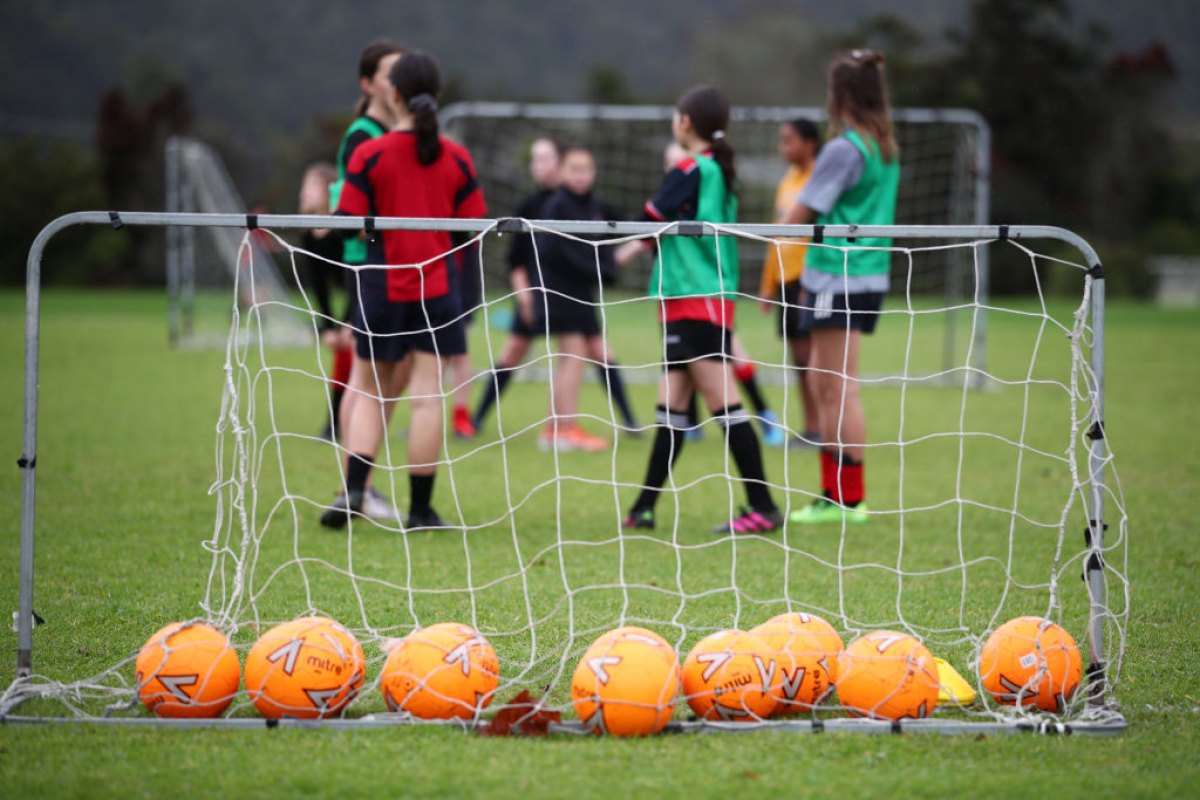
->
[622, 86, 782, 534]
[760, 118, 822, 446]
[782, 50, 901, 524]
[323, 50, 487, 530]
[322, 39, 404, 522]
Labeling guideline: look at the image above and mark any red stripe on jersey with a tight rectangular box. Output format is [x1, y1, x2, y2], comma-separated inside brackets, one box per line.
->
[676, 157, 698, 173]
[645, 200, 666, 221]
[659, 297, 736, 326]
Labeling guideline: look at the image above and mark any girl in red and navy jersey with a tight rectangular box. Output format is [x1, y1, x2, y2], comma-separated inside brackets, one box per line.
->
[323, 50, 487, 531]
[621, 86, 781, 534]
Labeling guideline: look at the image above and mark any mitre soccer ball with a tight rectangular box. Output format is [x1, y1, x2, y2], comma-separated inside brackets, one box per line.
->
[980, 616, 1082, 712]
[764, 611, 845, 681]
[681, 630, 781, 722]
[380, 622, 499, 720]
[136, 621, 240, 718]
[571, 626, 680, 736]
[243, 616, 365, 719]
[749, 620, 833, 714]
[836, 630, 939, 721]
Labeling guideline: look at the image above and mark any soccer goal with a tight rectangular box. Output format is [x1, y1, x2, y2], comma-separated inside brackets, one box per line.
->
[7, 212, 1125, 735]
[164, 136, 311, 349]
[442, 102, 990, 384]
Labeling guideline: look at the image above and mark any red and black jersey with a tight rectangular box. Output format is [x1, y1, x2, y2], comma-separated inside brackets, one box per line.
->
[644, 153, 706, 222]
[336, 131, 487, 302]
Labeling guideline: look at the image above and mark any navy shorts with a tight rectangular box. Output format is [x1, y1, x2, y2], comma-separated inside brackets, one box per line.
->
[353, 270, 467, 361]
[536, 293, 601, 337]
[778, 280, 811, 341]
[799, 289, 885, 335]
[663, 319, 733, 371]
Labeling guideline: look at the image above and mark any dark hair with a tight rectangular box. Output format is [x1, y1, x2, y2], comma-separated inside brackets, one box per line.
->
[354, 39, 403, 116]
[560, 144, 592, 161]
[676, 85, 735, 192]
[786, 117, 821, 143]
[827, 49, 898, 162]
[390, 50, 443, 166]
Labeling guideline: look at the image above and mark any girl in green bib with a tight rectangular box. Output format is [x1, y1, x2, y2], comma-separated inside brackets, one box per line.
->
[782, 49, 901, 524]
[623, 86, 782, 535]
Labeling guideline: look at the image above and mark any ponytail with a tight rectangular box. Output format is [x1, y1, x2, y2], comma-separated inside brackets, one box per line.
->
[390, 51, 444, 166]
[707, 131, 737, 194]
[676, 86, 736, 193]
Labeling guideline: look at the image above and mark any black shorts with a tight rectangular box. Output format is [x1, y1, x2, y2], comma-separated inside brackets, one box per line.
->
[663, 319, 733, 371]
[778, 280, 811, 341]
[535, 293, 601, 337]
[799, 289, 885, 335]
[457, 258, 482, 327]
[353, 271, 467, 361]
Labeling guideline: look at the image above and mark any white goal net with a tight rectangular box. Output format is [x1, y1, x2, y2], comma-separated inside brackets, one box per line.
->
[7, 213, 1126, 734]
[442, 103, 990, 381]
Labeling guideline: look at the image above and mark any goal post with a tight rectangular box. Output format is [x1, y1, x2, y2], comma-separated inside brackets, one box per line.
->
[9, 211, 1125, 735]
[441, 102, 990, 384]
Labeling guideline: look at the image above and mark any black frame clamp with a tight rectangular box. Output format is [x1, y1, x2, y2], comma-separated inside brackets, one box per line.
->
[812, 224, 824, 244]
[108, 211, 123, 230]
[676, 221, 705, 237]
[364, 216, 377, 243]
[496, 217, 526, 235]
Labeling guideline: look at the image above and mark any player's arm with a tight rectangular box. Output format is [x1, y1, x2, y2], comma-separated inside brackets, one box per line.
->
[782, 137, 864, 226]
[616, 163, 701, 266]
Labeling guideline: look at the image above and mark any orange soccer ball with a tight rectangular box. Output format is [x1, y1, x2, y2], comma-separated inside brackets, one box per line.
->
[764, 612, 845, 681]
[749, 621, 833, 714]
[571, 626, 680, 736]
[980, 616, 1083, 712]
[381, 622, 499, 720]
[136, 621, 240, 718]
[681, 630, 781, 722]
[836, 631, 940, 721]
[243, 616, 365, 719]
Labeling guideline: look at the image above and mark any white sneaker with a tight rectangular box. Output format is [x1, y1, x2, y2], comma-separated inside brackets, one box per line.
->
[363, 487, 402, 522]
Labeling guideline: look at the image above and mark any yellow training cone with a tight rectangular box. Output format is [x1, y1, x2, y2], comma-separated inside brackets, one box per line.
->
[934, 657, 977, 706]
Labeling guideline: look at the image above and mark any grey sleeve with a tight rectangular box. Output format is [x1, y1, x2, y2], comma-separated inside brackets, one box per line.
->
[796, 137, 864, 215]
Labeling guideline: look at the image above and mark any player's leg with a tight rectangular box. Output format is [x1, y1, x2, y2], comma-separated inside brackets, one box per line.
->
[472, 330, 533, 433]
[789, 334, 821, 446]
[791, 311, 870, 524]
[449, 352, 475, 438]
[624, 367, 693, 528]
[541, 332, 606, 452]
[404, 349, 448, 528]
[730, 332, 784, 447]
[320, 353, 401, 528]
[692, 355, 781, 533]
[586, 334, 641, 434]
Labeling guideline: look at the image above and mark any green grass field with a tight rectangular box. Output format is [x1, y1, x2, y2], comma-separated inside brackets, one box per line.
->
[2, 288, 1198, 798]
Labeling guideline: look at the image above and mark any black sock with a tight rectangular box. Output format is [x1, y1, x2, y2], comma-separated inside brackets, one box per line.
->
[631, 405, 686, 513]
[329, 388, 345, 439]
[719, 406, 775, 512]
[347, 452, 373, 497]
[687, 392, 700, 429]
[472, 368, 514, 428]
[410, 472, 435, 515]
[598, 364, 639, 428]
[739, 375, 769, 415]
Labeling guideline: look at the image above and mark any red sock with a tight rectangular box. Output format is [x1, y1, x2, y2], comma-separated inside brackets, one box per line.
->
[455, 405, 470, 424]
[332, 345, 353, 388]
[734, 361, 755, 383]
[822, 450, 865, 506]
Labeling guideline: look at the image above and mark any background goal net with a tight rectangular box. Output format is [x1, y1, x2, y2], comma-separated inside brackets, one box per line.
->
[8, 213, 1127, 734]
[442, 103, 990, 381]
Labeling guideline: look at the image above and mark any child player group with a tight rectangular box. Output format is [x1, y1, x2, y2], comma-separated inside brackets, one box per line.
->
[310, 41, 900, 537]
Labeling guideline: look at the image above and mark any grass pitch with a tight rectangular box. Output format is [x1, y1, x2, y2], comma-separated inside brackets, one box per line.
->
[2, 288, 1198, 798]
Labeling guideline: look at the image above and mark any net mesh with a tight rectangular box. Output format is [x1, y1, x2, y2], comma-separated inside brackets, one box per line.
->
[3, 220, 1127, 730]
